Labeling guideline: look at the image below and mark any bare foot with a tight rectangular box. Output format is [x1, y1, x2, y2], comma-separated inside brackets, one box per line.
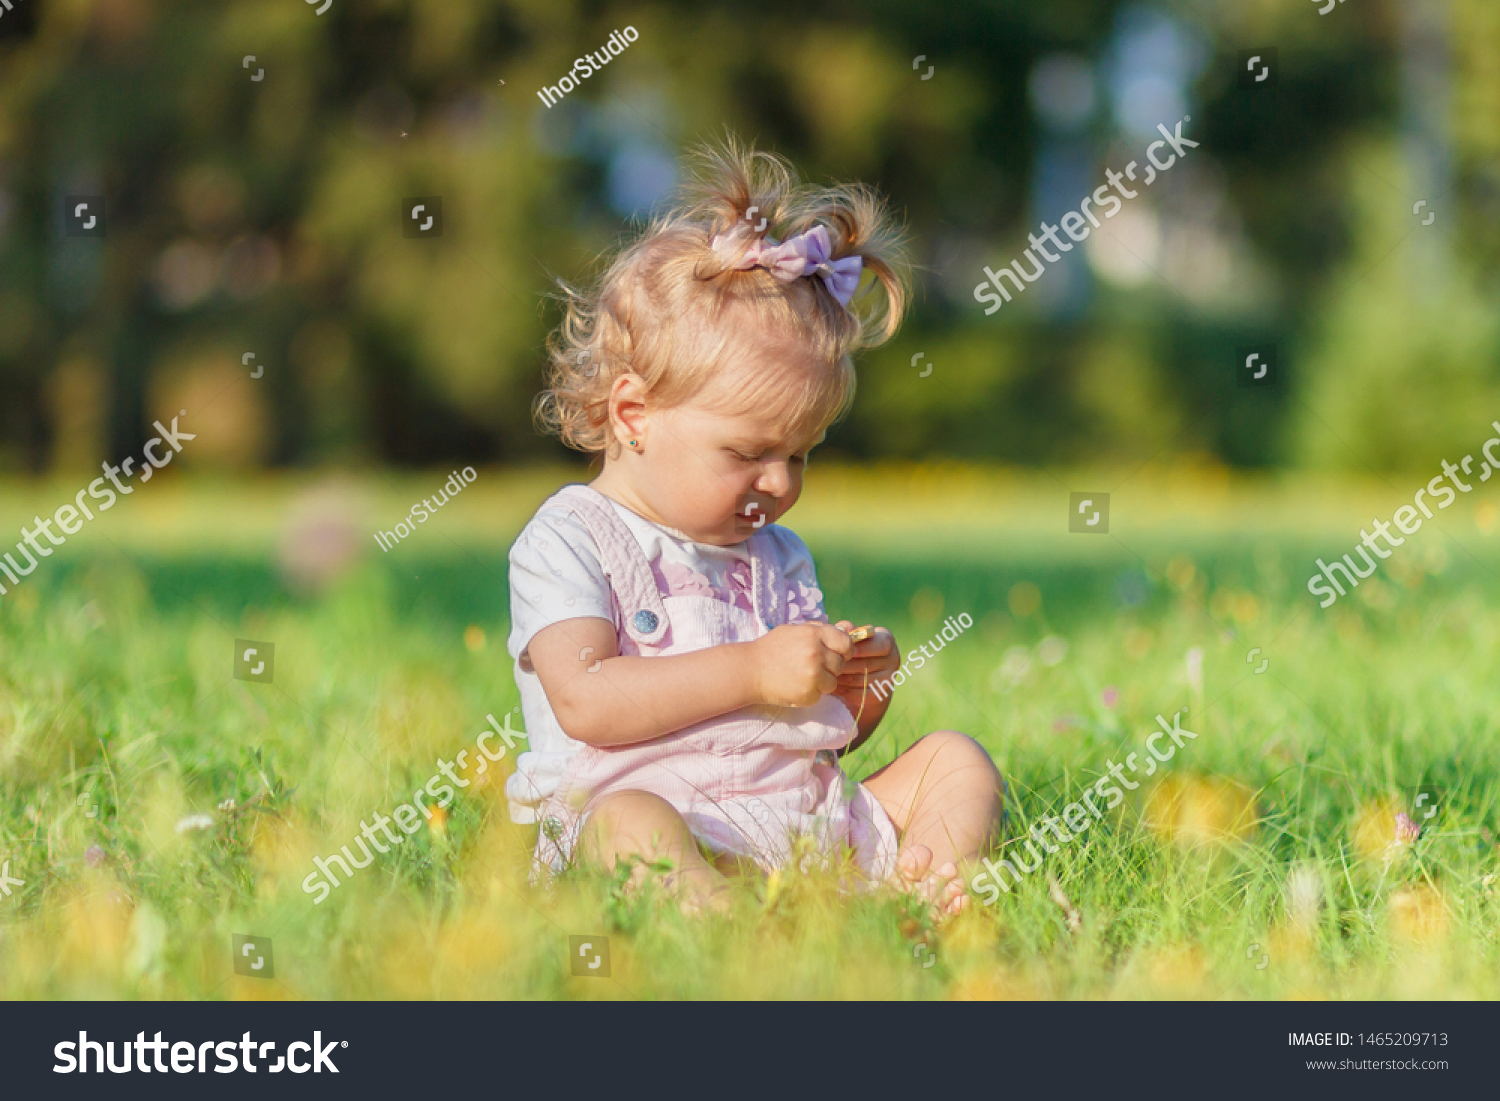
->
[677, 882, 735, 918]
[892, 844, 969, 923]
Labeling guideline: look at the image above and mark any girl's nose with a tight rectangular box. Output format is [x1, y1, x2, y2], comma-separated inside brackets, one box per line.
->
[755, 462, 790, 498]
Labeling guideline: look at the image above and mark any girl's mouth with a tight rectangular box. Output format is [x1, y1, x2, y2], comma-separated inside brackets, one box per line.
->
[737, 500, 772, 530]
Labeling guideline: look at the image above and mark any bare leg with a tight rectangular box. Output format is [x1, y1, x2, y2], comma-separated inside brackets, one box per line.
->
[579, 789, 734, 915]
[860, 730, 1005, 919]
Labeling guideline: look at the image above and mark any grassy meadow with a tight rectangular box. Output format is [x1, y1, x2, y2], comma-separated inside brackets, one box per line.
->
[2, 463, 1499, 999]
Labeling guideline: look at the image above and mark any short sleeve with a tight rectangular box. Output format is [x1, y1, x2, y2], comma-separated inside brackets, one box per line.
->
[507, 507, 617, 659]
[769, 526, 828, 625]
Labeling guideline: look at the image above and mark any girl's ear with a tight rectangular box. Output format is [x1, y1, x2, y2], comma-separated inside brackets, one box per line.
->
[608, 373, 651, 450]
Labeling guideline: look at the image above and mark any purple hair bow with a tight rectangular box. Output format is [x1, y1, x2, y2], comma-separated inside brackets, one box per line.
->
[710, 225, 863, 306]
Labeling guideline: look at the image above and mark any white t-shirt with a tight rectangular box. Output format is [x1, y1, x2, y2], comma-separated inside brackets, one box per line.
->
[504, 492, 825, 823]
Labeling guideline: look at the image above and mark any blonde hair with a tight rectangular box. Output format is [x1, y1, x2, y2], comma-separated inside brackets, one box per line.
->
[534, 136, 909, 454]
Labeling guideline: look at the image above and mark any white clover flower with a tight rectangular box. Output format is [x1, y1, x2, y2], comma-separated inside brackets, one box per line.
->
[991, 646, 1033, 689]
[1185, 646, 1204, 694]
[1286, 864, 1324, 930]
[1038, 636, 1069, 666]
[175, 814, 215, 834]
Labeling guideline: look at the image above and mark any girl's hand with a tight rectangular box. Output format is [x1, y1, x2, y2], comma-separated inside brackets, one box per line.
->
[832, 620, 900, 693]
[750, 623, 851, 707]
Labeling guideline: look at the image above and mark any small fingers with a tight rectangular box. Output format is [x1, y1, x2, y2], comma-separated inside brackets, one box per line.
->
[837, 673, 892, 694]
[818, 624, 853, 657]
[840, 655, 894, 675]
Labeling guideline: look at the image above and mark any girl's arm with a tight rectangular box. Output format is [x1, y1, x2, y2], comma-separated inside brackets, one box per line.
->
[526, 615, 852, 748]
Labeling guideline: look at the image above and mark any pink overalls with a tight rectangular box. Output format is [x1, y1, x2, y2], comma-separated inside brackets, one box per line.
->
[530, 485, 900, 884]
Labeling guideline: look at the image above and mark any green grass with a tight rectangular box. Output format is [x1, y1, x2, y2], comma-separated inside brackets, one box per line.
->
[2, 466, 1499, 999]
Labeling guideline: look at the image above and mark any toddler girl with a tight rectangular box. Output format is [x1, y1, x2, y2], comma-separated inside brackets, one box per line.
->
[506, 140, 1003, 916]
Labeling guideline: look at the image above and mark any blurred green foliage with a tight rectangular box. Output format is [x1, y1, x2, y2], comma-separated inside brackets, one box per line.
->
[3, 479, 1500, 998]
[0, 0, 1496, 473]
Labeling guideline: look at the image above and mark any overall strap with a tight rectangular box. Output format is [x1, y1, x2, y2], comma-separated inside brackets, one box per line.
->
[543, 485, 670, 646]
[747, 529, 787, 631]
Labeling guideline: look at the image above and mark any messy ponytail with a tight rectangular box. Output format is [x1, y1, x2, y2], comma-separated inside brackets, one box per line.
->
[535, 135, 910, 454]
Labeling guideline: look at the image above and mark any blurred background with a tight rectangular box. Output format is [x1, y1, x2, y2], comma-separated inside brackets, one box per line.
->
[1, 0, 1496, 479]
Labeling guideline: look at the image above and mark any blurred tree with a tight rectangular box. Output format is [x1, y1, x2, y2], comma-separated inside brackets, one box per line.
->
[0, 0, 1481, 474]
[1289, 0, 1500, 472]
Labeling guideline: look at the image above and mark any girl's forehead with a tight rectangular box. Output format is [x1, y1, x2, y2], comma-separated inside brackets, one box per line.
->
[691, 345, 836, 428]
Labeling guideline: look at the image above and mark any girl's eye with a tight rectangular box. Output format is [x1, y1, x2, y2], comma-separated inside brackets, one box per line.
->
[730, 449, 806, 464]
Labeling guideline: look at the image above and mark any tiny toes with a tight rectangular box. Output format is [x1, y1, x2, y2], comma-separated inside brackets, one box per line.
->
[898, 845, 934, 883]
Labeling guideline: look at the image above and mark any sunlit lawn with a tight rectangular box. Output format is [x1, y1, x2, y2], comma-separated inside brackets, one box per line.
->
[2, 464, 1499, 999]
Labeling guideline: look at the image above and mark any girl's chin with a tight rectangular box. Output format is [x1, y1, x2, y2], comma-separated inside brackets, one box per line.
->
[732, 512, 773, 537]
[673, 511, 774, 545]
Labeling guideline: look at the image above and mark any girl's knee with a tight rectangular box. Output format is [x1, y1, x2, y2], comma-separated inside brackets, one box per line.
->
[919, 729, 1000, 771]
[913, 731, 1005, 806]
[588, 789, 682, 832]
